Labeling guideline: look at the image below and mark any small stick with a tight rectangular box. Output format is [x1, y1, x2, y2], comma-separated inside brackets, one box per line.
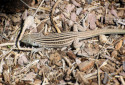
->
[36, 15, 59, 27]
[117, 8, 125, 10]
[12, 48, 33, 51]
[33, 0, 45, 17]
[0, 43, 15, 47]
[51, 0, 61, 33]
[20, 0, 37, 10]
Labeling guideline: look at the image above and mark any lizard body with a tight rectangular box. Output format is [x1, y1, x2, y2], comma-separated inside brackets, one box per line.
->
[20, 29, 125, 48]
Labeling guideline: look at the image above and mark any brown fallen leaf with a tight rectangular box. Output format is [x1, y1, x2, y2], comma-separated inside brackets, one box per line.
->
[78, 60, 94, 71]
[119, 47, 125, 55]
[110, 6, 118, 18]
[105, 13, 115, 25]
[88, 12, 96, 29]
[67, 50, 76, 59]
[99, 35, 110, 44]
[115, 40, 123, 50]
[18, 53, 28, 66]
[71, 0, 81, 7]
[71, 12, 77, 22]
[76, 7, 82, 15]
[111, 50, 118, 58]
[33, 79, 42, 85]
[75, 70, 89, 84]
[3, 70, 10, 83]
[65, 4, 75, 13]
[22, 72, 37, 81]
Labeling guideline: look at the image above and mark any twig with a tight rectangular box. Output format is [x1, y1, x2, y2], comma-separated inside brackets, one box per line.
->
[36, 15, 59, 31]
[0, 43, 15, 47]
[63, 56, 72, 67]
[117, 8, 125, 10]
[20, 0, 37, 10]
[12, 47, 33, 51]
[0, 33, 9, 40]
[51, 0, 61, 33]
[115, 76, 125, 85]
[96, 62, 101, 85]
[0, 49, 12, 59]
[33, 0, 45, 17]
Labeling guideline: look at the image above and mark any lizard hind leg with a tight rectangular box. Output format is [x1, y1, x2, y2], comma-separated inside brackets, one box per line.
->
[73, 38, 83, 54]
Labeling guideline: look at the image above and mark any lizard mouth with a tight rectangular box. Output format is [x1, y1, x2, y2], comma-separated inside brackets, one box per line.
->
[20, 40, 40, 48]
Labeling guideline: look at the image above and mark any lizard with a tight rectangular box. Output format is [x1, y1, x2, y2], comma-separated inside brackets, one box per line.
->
[20, 28, 125, 50]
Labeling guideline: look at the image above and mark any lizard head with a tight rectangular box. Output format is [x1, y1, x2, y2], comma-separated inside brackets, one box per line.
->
[20, 34, 41, 47]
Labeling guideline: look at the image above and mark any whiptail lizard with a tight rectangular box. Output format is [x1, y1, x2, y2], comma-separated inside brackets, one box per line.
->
[20, 29, 125, 48]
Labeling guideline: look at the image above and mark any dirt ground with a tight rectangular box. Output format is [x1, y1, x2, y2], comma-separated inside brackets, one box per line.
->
[0, 0, 125, 85]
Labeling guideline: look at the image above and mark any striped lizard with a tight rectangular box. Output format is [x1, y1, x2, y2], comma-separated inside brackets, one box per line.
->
[20, 29, 125, 50]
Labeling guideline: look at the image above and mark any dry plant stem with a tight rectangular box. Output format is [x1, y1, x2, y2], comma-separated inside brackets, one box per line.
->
[33, 0, 45, 17]
[20, 0, 37, 10]
[117, 8, 125, 10]
[36, 15, 59, 28]
[17, 26, 27, 49]
[20, 0, 50, 11]
[51, 0, 61, 33]
[0, 43, 15, 47]
[0, 33, 9, 40]
[119, 76, 125, 85]
[0, 49, 12, 59]
[38, 52, 44, 57]
[96, 62, 101, 85]
[112, 37, 125, 45]
[84, 69, 103, 79]
[12, 48, 33, 51]
[115, 76, 125, 85]
[115, 66, 123, 75]
[63, 56, 72, 67]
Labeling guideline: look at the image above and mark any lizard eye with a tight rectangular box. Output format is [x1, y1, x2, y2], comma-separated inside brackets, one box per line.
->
[32, 42, 36, 45]
[26, 40, 29, 43]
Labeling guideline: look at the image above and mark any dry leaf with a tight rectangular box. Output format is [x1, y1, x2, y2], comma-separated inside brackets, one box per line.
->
[115, 40, 123, 50]
[99, 35, 110, 44]
[75, 70, 89, 84]
[105, 13, 115, 24]
[18, 53, 28, 66]
[3, 70, 10, 83]
[88, 13, 96, 29]
[33, 79, 42, 85]
[65, 4, 75, 13]
[67, 50, 76, 59]
[78, 60, 94, 71]
[111, 50, 118, 58]
[71, 12, 77, 22]
[22, 72, 37, 81]
[110, 6, 118, 18]
[75, 58, 81, 64]
[117, 10, 124, 17]
[68, 20, 74, 27]
[76, 8, 83, 15]
[23, 16, 36, 30]
[71, 0, 81, 7]
[11, 14, 21, 23]
[119, 47, 125, 55]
